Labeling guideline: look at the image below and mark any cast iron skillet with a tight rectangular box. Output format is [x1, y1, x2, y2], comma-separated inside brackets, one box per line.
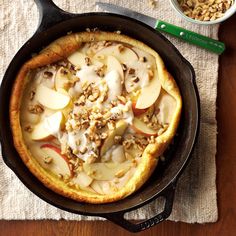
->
[0, 0, 200, 232]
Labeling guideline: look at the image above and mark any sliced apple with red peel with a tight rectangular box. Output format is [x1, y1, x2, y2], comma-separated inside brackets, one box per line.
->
[94, 45, 138, 64]
[132, 117, 157, 137]
[35, 84, 70, 110]
[40, 144, 72, 177]
[100, 120, 128, 156]
[135, 71, 161, 109]
[106, 55, 124, 80]
[31, 111, 64, 141]
[131, 100, 148, 116]
[136, 104, 155, 119]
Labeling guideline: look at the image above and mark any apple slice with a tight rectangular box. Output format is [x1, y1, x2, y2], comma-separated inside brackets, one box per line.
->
[124, 145, 143, 159]
[90, 180, 104, 194]
[31, 121, 53, 141]
[68, 51, 104, 68]
[155, 90, 176, 124]
[35, 84, 70, 110]
[72, 172, 93, 188]
[136, 104, 155, 119]
[44, 111, 65, 135]
[111, 145, 126, 163]
[40, 144, 72, 177]
[104, 70, 122, 103]
[83, 160, 131, 181]
[135, 71, 161, 109]
[106, 55, 124, 80]
[31, 111, 64, 141]
[67, 51, 87, 67]
[132, 117, 157, 137]
[100, 120, 128, 156]
[94, 45, 138, 64]
[55, 67, 73, 91]
[131, 100, 148, 116]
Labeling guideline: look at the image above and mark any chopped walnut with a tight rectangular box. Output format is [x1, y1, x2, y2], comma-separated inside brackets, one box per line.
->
[128, 68, 135, 75]
[43, 71, 53, 78]
[28, 104, 44, 114]
[118, 44, 125, 52]
[132, 77, 140, 83]
[122, 64, 127, 71]
[85, 57, 91, 66]
[24, 125, 33, 133]
[148, 135, 156, 144]
[95, 67, 105, 77]
[29, 90, 36, 100]
[79, 146, 87, 154]
[100, 132, 108, 139]
[117, 95, 127, 104]
[43, 156, 52, 164]
[139, 56, 147, 62]
[178, 0, 233, 21]
[104, 41, 112, 47]
[148, 69, 154, 78]
[114, 135, 122, 144]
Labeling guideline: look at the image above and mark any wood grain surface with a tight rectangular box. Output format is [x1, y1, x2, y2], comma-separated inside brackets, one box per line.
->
[0, 14, 236, 236]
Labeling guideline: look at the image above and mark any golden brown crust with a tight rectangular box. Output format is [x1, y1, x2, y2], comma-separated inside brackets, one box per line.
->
[10, 31, 181, 204]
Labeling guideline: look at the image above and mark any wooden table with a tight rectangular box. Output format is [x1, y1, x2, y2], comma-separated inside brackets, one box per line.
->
[1, 15, 236, 236]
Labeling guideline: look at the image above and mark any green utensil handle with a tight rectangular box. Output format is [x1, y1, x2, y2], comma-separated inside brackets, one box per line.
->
[155, 20, 225, 55]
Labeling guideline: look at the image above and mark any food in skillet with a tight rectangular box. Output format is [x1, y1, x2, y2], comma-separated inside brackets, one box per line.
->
[10, 31, 182, 203]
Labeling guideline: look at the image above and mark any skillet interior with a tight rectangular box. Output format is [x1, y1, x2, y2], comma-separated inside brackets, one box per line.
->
[0, 13, 199, 215]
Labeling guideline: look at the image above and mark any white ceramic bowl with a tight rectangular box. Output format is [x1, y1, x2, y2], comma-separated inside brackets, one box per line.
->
[169, 0, 236, 25]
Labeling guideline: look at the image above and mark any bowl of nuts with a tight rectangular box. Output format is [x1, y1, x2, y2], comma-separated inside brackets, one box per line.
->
[169, 0, 236, 24]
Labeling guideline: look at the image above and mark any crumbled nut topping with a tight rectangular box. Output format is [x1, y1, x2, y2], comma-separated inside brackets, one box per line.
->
[178, 0, 234, 21]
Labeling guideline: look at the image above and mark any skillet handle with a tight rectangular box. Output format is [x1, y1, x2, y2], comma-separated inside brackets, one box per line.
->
[105, 181, 176, 233]
[34, 0, 77, 33]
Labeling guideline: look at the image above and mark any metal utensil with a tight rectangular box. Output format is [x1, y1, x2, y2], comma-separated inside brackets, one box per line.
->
[96, 2, 225, 54]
